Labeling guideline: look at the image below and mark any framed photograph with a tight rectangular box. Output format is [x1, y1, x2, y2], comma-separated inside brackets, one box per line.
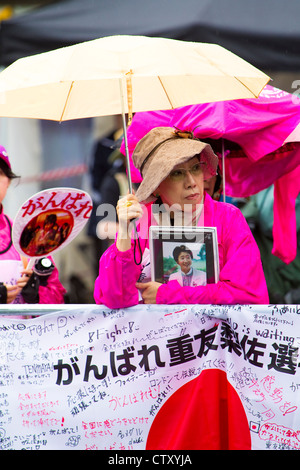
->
[149, 226, 219, 286]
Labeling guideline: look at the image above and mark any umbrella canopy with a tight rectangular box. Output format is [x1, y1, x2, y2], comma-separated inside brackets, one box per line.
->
[0, 35, 269, 122]
[120, 85, 300, 264]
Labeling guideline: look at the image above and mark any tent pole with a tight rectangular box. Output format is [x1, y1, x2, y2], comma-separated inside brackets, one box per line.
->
[119, 77, 133, 194]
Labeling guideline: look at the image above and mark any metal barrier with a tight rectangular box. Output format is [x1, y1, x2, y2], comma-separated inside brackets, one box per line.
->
[0, 303, 89, 316]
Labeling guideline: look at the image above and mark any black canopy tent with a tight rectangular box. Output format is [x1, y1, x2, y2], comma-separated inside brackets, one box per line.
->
[0, 0, 299, 71]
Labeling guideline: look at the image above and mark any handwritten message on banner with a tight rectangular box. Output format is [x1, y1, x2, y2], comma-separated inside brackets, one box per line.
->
[0, 304, 299, 450]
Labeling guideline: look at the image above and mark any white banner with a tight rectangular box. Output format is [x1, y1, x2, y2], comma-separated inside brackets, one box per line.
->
[0, 304, 299, 450]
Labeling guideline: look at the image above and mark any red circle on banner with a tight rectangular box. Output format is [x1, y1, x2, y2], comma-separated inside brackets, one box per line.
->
[146, 369, 251, 450]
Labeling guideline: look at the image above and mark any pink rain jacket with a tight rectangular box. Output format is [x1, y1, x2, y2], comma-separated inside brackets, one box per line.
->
[0, 209, 66, 304]
[94, 193, 269, 308]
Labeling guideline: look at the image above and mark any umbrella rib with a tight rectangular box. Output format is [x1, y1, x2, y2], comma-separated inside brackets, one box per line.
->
[60, 81, 74, 121]
[158, 76, 174, 108]
[234, 76, 259, 98]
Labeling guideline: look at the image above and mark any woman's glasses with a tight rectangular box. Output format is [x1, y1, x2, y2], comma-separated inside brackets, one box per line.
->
[168, 162, 205, 182]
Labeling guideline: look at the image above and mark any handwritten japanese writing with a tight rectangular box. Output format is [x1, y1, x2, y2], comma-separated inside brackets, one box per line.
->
[21, 191, 92, 219]
[53, 321, 300, 387]
[1, 304, 300, 450]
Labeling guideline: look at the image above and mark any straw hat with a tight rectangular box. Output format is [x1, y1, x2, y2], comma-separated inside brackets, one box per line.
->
[132, 127, 218, 203]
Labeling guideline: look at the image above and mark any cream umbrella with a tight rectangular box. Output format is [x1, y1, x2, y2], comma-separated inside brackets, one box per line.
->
[0, 34, 270, 190]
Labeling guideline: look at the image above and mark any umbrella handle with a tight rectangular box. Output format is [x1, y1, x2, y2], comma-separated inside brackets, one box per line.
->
[119, 77, 133, 194]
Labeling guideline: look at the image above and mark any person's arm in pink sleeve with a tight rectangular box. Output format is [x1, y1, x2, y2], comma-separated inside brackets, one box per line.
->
[94, 193, 146, 308]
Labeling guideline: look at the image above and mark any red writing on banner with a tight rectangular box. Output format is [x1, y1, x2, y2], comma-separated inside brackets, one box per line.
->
[82, 416, 149, 431]
[21, 191, 92, 219]
[249, 375, 297, 418]
[18, 391, 61, 428]
[109, 387, 160, 411]
[259, 423, 300, 449]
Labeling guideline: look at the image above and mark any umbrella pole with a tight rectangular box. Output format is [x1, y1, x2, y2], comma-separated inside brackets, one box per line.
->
[118, 78, 142, 265]
[119, 78, 133, 194]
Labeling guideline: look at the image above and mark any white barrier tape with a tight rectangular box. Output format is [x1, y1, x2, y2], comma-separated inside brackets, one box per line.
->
[20, 164, 88, 184]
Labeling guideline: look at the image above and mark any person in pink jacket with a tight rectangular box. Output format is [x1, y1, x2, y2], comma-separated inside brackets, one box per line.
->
[94, 127, 269, 308]
[0, 146, 66, 304]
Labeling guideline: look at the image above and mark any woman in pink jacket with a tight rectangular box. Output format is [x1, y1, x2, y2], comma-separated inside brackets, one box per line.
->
[0, 146, 66, 304]
[94, 127, 269, 308]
